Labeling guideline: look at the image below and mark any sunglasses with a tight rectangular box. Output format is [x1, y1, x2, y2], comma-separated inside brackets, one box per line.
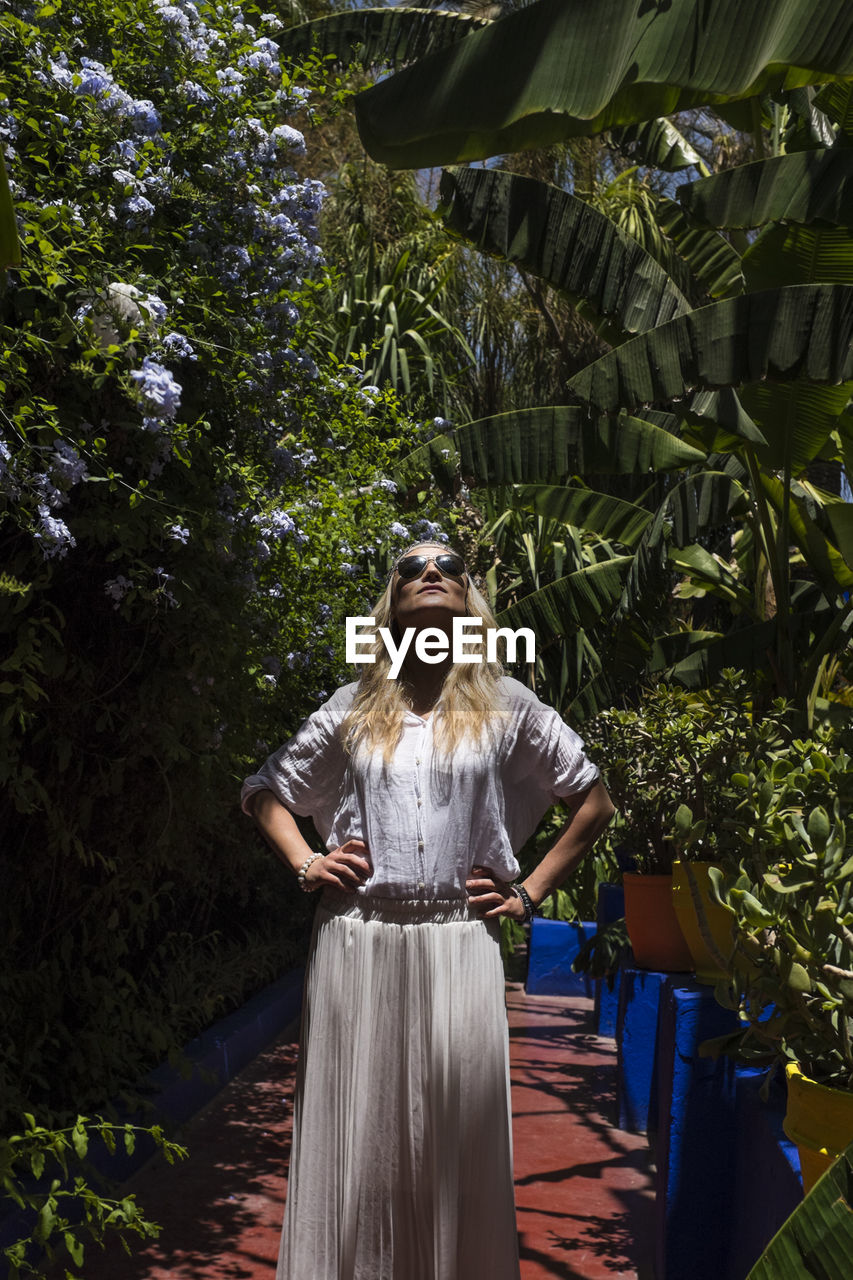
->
[394, 552, 467, 581]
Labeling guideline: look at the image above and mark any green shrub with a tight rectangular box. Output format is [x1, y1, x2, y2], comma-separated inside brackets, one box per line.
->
[583, 671, 795, 872]
[704, 742, 853, 1089]
[0, 0, 451, 1129]
[2, 1114, 186, 1279]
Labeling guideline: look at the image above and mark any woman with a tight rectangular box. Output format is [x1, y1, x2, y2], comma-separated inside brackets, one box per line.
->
[242, 542, 615, 1280]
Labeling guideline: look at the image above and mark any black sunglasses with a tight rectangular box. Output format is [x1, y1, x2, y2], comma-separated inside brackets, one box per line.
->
[394, 552, 467, 581]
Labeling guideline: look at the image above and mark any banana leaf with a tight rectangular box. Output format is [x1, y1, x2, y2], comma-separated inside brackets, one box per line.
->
[782, 86, 838, 152]
[827, 504, 853, 569]
[1, 149, 21, 271]
[656, 198, 744, 300]
[743, 225, 853, 290]
[815, 82, 853, 137]
[670, 544, 753, 609]
[663, 469, 749, 547]
[439, 166, 691, 337]
[396, 407, 706, 488]
[355, 0, 853, 168]
[608, 117, 704, 173]
[666, 618, 784, 687]
[683, 389, 768, 450]
[759, 472, 853, 593]
[278, 7, 488, 69]
[746, 1135, 853, 1278]
[679, 150, 853, 230]
[647, 630, 726, 674]
[739, 381, 853, 475]
[496, 556, 632, 639]
[507, 483, 653, 548]
[567, 285, 853, 415]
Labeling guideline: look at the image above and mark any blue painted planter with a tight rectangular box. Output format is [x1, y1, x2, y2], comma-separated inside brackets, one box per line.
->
[525, 917, 597, 996]
[654, 977, 740, 1280]
[593, 883, 626, 1037]
[613, 965, 809, 1279]
[727, 1067, 802, 1279]
[615, 966, 668, 1133]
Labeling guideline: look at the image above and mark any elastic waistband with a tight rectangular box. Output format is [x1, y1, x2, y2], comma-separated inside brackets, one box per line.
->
[318, 888, 481, 925]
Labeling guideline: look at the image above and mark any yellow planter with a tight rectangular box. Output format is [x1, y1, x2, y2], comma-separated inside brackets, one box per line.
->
[784, 1062, 853, 1194]
[671, 860, 735, 985]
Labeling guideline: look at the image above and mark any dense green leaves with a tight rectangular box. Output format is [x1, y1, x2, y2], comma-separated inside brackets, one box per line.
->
[656, 198, 744, 300]
[439, 167, 691, 337]
[608, 117, 704, 174]
[680, 150, 853, 230]
[497, 557, 632, 639]
[355, 0, 853, 167]
[509, 484, 653, 548]
[279, 6, 487, 70]
[398, 407, 705, 487]
[0, 0, 441, 1135]
[568, 285, 853, 414]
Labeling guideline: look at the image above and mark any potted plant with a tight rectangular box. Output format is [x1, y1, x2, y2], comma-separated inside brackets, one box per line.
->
[702, 738, 853, 1192]
[584, 671, 788, 974]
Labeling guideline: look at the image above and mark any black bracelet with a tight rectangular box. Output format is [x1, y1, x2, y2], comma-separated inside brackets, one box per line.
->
[513, 884, 537, 924]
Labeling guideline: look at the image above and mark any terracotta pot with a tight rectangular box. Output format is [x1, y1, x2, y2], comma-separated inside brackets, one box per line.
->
[671, 860, 735, 985]
[623, 872, 692, 972]
[784, 1062, 853, 1193]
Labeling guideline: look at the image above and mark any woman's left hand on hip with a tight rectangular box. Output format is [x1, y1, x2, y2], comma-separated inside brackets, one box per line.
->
[466, 866, 527, 920]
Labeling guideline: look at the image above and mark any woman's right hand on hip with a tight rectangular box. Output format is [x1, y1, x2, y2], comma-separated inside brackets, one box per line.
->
[305, 838, 371, 892]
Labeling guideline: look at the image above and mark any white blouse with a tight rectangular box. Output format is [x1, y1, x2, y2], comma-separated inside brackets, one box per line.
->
[241, 675, 600, 899]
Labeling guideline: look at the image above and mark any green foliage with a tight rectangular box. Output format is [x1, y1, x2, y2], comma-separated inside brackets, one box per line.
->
[583, 671, 796, 873]
[571, 916, 631, 989]
[353, 0, 853, 168]
[0, 0, 450, 1132]
[279, 6, 489, 72]
[298, 0, 853, 724]
[1, 1114, 187, 1279]
[700, 740, 853, 1089]
[746, 1135, 853, 1277]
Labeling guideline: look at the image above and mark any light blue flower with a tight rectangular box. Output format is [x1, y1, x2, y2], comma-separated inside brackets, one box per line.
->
[162, 331, 197, 360]
[130, 99, 161, 134]
[123, 193, 155, 219]
[180, 79, 212, 104]
[52, 440, 89, 487]
[131, 357, 182, 419]
[35, 504, 76, 558]
[140, 293, 168, 324]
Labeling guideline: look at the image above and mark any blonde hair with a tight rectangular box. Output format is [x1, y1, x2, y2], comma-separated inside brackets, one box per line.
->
[339, 542, 509, 762]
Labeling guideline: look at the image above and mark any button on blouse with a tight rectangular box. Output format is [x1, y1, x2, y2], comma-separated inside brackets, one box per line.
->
[241, 676, 600, 899]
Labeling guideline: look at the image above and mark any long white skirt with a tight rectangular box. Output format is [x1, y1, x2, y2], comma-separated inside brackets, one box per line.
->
[277, 890, 521, 1280]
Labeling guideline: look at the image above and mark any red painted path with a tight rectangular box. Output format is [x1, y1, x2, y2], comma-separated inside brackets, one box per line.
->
[82, 986, 654, 1279]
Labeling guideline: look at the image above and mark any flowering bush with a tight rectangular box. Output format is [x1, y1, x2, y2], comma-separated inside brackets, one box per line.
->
[0, 0, 453, 1128]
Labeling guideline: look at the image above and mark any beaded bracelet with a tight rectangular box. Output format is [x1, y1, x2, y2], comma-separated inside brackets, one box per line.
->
[297, 851, 324, 893]
[512, 884, 538, 924]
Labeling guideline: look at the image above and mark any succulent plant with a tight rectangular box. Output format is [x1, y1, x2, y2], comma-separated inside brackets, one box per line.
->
[585, 670, 793, 874]
[699, 743, 853, 1089]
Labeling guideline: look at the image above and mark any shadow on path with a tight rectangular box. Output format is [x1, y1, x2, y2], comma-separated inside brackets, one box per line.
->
[79, 1033, 299, 1280]
[508, 987, 655, 1280]
[79, 989, 654, 1280]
